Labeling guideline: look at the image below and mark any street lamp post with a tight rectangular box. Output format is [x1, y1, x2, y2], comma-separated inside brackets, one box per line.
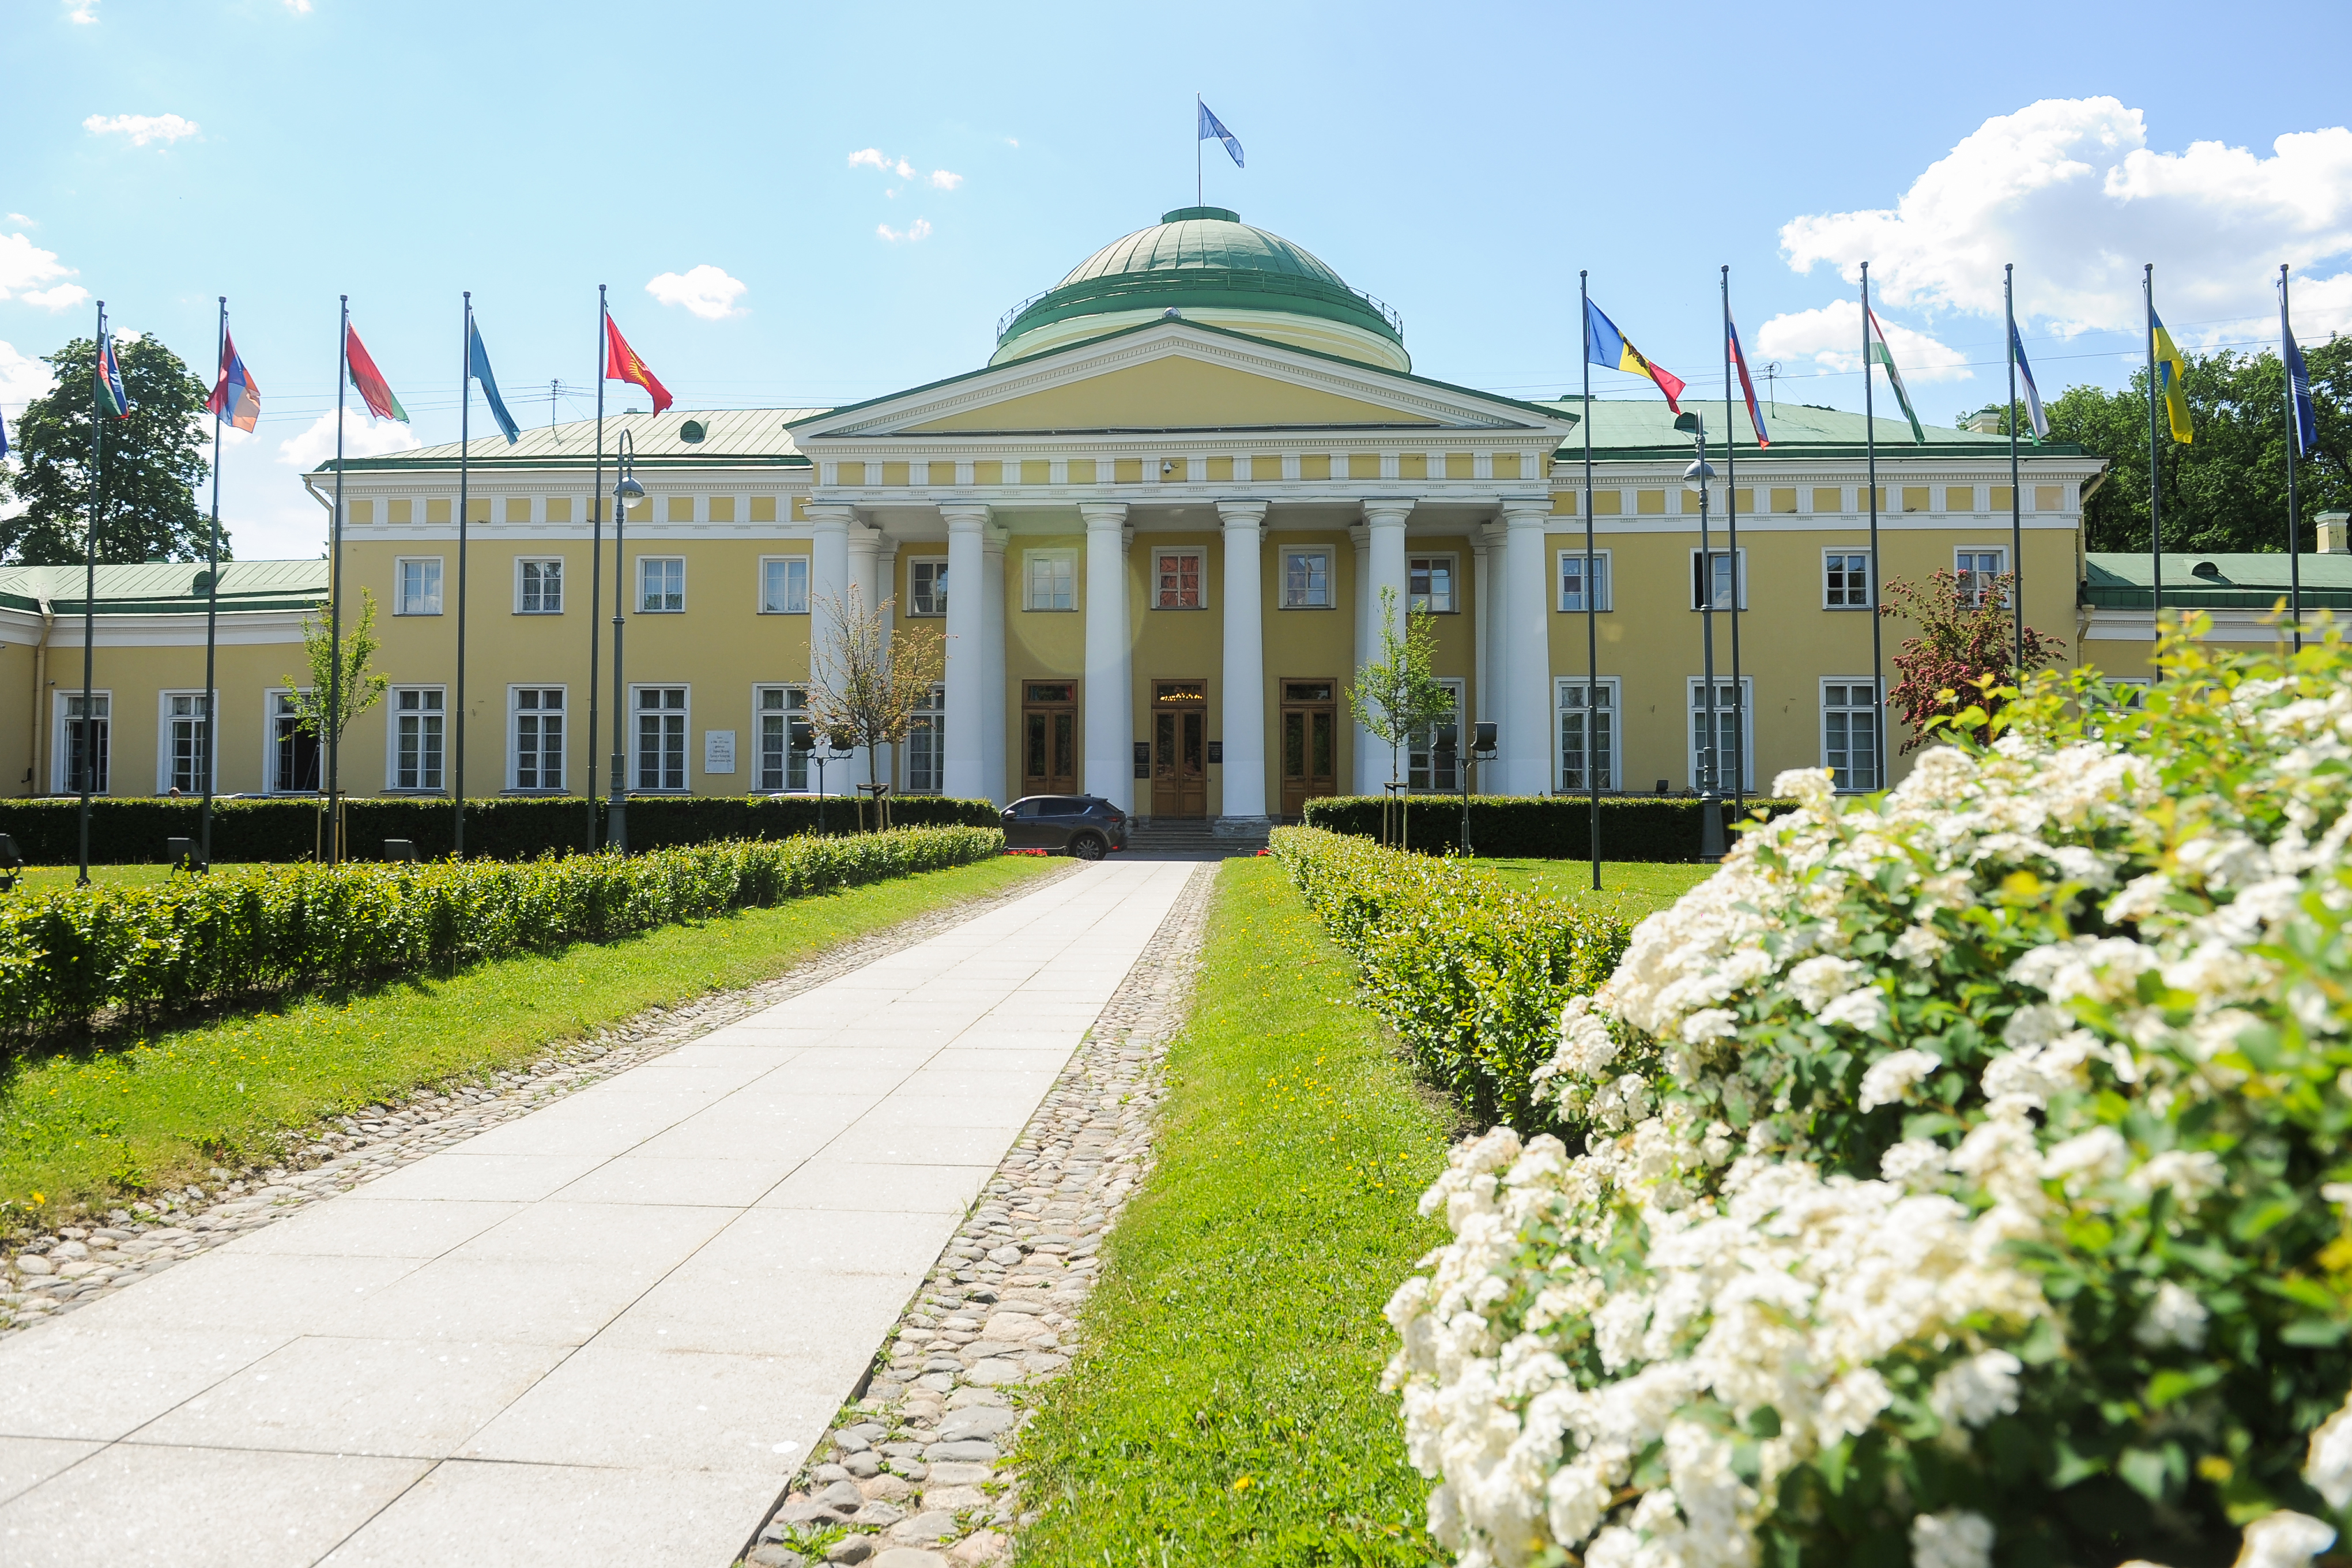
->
[606, 432, 644, 855]
[1679, 413, 1725, 862]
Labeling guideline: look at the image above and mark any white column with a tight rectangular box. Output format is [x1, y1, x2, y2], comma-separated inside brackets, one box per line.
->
[1475, 522, 1506, 794]
[1361, 500, 1412, 795]
[1501, 499, 1552, 796]
[808, 503, 853, 796]
[1081, 502, 1132, 811]
[1216, 499, 1269, 821]
[1350, 522, 1370, 793]
[982, 526, 1008, 806]
[846, 523, 885, 795]
[940, 503, 989, 801]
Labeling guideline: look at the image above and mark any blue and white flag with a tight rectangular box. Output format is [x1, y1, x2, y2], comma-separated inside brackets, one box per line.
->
[2009, 316, 2049, 442]
[466, 319, 521, 445]
[1197, 99, 1243, 168]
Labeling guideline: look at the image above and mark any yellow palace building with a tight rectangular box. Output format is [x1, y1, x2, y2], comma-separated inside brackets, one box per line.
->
[7, 205, 2163, 822]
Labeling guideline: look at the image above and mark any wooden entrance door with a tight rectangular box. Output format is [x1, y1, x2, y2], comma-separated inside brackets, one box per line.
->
[1279, 679, 1338, 819]
[1022, 682, 1079, 797]
[1151, 680, 1208, 819]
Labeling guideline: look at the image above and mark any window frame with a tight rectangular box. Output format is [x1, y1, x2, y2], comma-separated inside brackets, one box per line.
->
[1153, 549, 1207, 611]
[515, 556, 564, 615]
[156, 689, 216, 796]
[1407, 553, 1458, 615]
[903, 681, 947, 794]
[386, 685, 448, 793]
[1555, 675, 1620, 794]
[1954, 545, 2010, 607]
[1687, 547, 1750, 612]
[636, 555, 686, 615]
[1280, 546, 1335, 609]
[1686, 676, 1756, 797]
[1556, 546, 1615, 613]
[1407, 679, 1465, 791]
[1822, 547, 1874, 611]
[52, 688, 112, 796]
[753, 684, 809, 792]
[394, 556, 444, 616]
[630, 684, 692, 793]
[265, 687, 321, 796]
[1023, 549, 1077, 613]
[508, 685, 567, 793]
[907, 556, 949, 618]
[1819, 678, 1884, 794]
[759, 555, 811, 616]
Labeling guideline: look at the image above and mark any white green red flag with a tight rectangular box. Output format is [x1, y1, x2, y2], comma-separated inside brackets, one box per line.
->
[1864, 304, 1925, 442]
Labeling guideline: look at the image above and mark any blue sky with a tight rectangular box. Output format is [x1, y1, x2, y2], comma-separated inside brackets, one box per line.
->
[6, 0, 2351, 558]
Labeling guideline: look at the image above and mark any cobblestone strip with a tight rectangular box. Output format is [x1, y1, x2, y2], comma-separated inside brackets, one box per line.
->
[0, 861, 1081, 1340]
[743, 860, 1217, 1568]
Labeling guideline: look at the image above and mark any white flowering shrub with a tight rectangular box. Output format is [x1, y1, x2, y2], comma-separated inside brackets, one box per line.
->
[1386, 624, 2352, 1568]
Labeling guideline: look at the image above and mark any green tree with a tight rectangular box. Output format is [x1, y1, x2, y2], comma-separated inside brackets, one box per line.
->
[283, 587, 390, 751]
[1349, 585, 1454, 849]
[3, 333, 216, 565]
[1880, 569, 2064, 752]
[2038, 337, 2352, 555]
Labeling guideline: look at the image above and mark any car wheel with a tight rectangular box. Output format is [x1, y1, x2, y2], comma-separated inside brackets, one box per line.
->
[1070, 832, 1107, 861]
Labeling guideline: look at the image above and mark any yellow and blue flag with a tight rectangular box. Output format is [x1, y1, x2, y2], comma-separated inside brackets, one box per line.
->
[1585, 299, 1685, 413]
[2151, 312, 2193, 444]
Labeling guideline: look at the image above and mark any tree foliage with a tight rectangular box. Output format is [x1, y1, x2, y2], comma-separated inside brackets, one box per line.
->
[2041, 337, 2352, 555]
[1880, 569, 2064, 752]
[282, 588, 389, 747]
[806, 591, 946, 830]
[1349, 585, 1455, 847]
[2, 334, 216, 566]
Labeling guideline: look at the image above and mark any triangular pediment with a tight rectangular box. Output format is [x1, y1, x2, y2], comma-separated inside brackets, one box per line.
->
[788, 321, 1572, 443]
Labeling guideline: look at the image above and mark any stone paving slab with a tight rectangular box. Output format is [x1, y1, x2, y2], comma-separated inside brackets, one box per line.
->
[0, 860, 1193, 1567]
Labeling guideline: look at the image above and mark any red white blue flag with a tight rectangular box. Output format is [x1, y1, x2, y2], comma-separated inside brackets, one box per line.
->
[1727, 313, 1770, 447]
[208, 329, 260, 432]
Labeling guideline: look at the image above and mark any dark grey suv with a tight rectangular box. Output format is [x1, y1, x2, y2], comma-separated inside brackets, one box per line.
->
[1001, 795, 1128, 859]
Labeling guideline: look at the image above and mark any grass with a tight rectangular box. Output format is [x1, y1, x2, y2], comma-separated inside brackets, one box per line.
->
[1012, 857, 1453, 1567]
[1473, 856, 1716, 922]
[0, 855, 1054, 1230]
[5, 864, 261, 895]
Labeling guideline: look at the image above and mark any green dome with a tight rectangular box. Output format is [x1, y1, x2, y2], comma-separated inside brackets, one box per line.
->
[994, 208, 1403, 359]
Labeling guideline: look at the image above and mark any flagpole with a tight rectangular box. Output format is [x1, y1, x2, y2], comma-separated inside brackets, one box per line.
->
[1580, 270, 1600, 892]
[2283, 262, 2302, 653]
[2007, 264, 2024, 679]
[1196, 94, 1203, 208]
[329, 297, 348, 866]
[1863, 263, 1886, 794]
[78, 301, 104, 887]
[588, 285, 606, 851]
[1721, 265, 1744, 820]
[202, 296, 225, 870]
[2145, 263, 2162, 624]
[455, 292, 472, 857]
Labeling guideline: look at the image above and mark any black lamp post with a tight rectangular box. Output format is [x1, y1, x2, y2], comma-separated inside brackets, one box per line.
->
[606, 432, 644, 854]
[1679, 412, 1725, 862]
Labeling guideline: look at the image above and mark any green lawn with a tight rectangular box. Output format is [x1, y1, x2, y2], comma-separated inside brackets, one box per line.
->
[1474, 857, 1715, 922]
[0, 855, 1054, 1228]
[5, 863, 257, 895]
[1012, 857, 1451, 1567]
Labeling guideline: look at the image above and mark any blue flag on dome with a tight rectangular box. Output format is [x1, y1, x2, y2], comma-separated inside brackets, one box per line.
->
[1197, 99, 1243, 168]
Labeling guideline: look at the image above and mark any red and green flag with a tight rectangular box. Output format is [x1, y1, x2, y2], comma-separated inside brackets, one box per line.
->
[1864, 305, 1925, 443]
[344, 323, 408, 422]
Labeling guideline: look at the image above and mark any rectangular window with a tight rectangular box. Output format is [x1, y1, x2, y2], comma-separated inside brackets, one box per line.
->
[1822, 681, 1882, 793]
[55, 692, 110, 794]
[1556, 679, 1616, 793]
[391, 687, 446, 791]
[395, 557, 443, 616]
[1407, 680, 1464, 791]
[512, 687, 564, 791]
[756, 686, 808, 792]
[1825, 551, 1871, 609]
[905, 683, 946, 794]
[1282, 548, 1333, 608]
[1558, 548, 1612, 612]
[1155, 550, 1204, 609]
[271, 690, 319, 794]
[1025, 551, 1076, 612]
[517, 557, 563, 614]
[761, 556, 810, 615]
[1688, 549, 1746, 610]
[163, 692, 210, 794]
[638, 557, 684, 613]
[909, 558, 949, 617]
[1408, 555, 1456, 614]
[1955, 548, 2008, 606]
[1688, 679, 1753, 797]
[635, 686, 688, 791]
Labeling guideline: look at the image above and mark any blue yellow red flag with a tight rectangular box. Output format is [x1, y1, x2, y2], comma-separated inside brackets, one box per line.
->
[2151, 312, 2193, 444]
[1584, 299, 1685, 413]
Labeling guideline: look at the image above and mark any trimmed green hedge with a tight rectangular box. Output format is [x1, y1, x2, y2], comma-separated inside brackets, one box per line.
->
[0, 794, 1000, 866]
[1, 826, 1001, 1034]
[1269, 826, 1629, 1129]
[1298, 793, 1796, 861]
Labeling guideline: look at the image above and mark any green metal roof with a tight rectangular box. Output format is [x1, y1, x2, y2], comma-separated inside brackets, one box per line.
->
[319, 407, 825, 473]
[996, 209, 1403, 350]
[2081, 552, 2352, 610]
[1535, 397, 2091, 461]
[0, 559, 329, 616]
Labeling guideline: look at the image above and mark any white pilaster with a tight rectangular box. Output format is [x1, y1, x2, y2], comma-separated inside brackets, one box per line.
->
[1361, 499, 1412, 796]
[981, 526, 1008, 806]
[1501, 499, 1552, 797]
[1474, 522, 1505, 794]
[1350, 522, 1370, 793]
[846, 523, 885, 794]
[1080, 502, 1132, 811]
[940, 503, 989, 801]
[808, 503, 853, 796]
[1216, 499, 1269, 821]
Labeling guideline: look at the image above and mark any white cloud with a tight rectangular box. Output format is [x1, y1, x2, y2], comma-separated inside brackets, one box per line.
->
[0, 231, 83, 311]
[1757, 299, 1976, 383]
[83, 112, 200, 146]
[282, 0, 312, 10]
[20, 284, 89, 311]
[1776, 97, 2352, 345]
[0, 339, 58, 420]
[645, 263, 747, 321]
[276, 408, 421, 470]
[8, 213, 36, 227]
[61, 0, 97, 22]
[847, 148, 887, 169]
[1005, 137, 1019, 149]
[929, 169, 962, 190]
[877, 220, 932, 243]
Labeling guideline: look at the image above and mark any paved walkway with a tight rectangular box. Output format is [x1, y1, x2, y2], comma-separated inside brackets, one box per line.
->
[0, 860, 1196, 1568]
